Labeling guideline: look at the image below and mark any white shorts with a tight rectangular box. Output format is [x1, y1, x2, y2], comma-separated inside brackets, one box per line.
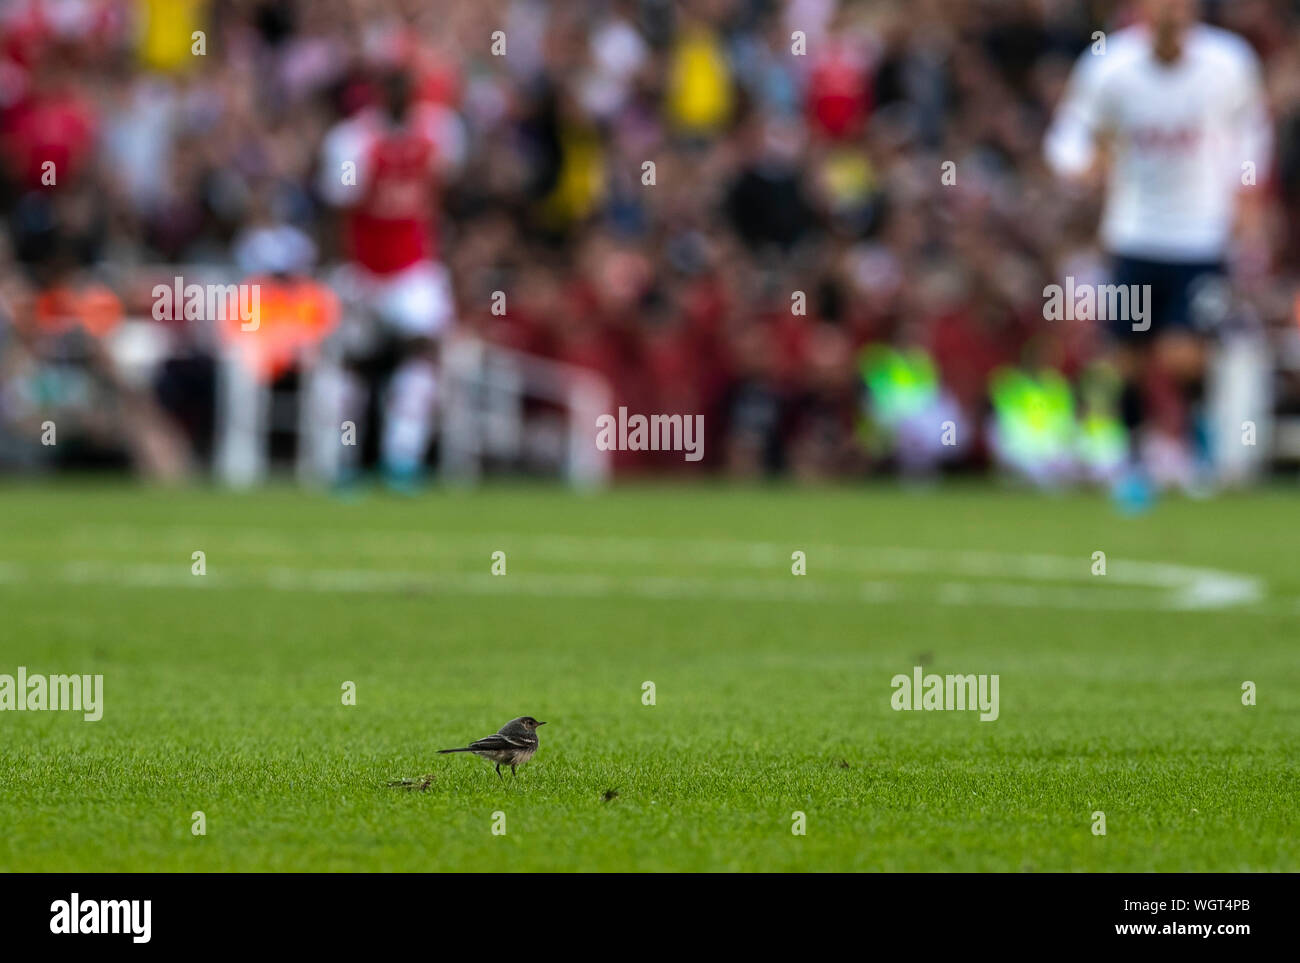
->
[339, 260, 455, 340]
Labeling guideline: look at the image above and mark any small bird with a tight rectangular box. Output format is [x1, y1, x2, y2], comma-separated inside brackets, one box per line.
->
[438, 716, 546, 778]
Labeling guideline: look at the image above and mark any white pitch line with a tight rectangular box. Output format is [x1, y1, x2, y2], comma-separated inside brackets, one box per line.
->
[28, 524, 1273, 588]
[0, 539, 1265, 611]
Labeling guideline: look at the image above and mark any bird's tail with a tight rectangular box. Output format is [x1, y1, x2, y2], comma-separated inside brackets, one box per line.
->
[437, 747, 471, 753]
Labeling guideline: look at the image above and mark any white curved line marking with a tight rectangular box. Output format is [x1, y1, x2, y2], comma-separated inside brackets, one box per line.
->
[0, 534, 1264, 611]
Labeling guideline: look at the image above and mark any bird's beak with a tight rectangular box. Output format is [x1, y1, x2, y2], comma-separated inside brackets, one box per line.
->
[537, 721, 547, 726]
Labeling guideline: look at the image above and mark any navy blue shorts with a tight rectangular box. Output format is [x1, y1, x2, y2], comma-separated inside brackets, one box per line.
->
[1107, 255, 1227, 341]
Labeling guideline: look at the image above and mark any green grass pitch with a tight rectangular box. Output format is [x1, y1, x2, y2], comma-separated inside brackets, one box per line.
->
[1, 481, 1297, 871]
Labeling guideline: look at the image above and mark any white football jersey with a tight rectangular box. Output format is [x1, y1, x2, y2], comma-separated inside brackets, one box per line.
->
[1045, 24, 1271, 261]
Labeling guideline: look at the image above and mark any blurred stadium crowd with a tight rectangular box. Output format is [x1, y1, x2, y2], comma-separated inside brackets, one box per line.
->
[2, 0, 1299, 482]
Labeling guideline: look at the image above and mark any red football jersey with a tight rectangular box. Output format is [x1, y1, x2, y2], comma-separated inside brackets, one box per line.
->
[322, 104, 461, 275]
[349, 120, 437, 274]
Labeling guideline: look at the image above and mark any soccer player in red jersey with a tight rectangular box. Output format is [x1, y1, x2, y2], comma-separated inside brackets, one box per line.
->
[317, 65, 465, 488]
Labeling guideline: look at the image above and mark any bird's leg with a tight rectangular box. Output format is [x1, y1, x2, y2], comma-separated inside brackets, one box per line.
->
[511, 764, 517, 778]
[495, 763, 503, 779]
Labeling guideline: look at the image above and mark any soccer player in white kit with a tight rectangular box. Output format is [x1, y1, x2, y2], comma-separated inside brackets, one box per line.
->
[1044, 0, 1272, 493]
